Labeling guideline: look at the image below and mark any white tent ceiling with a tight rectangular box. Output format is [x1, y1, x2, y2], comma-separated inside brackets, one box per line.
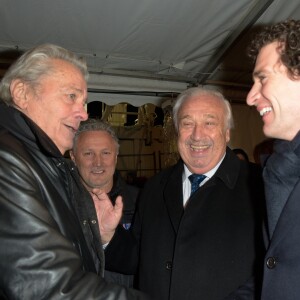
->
[1, 0, 300, 106]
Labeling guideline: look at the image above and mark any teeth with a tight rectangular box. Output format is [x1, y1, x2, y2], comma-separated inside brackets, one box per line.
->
[191, 145, 208, 150]
[259, 107, 272, 116]
[92, 170, 104, 174]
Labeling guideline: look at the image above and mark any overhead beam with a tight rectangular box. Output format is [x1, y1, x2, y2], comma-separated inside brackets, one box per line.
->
[88, 73, 188, 94]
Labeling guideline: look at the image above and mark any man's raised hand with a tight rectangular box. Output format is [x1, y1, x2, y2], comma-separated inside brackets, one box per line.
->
[90, 189, 123, 244]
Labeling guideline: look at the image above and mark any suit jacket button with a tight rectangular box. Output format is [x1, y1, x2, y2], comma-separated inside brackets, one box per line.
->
[266, 257, 276, 269]
[165, 261, 172, 270]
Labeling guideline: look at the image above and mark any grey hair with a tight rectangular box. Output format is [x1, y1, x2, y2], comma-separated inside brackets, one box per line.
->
[0, 43, 88, 105]
[172, 87, 234, 132]
[73, 119, 120, 154]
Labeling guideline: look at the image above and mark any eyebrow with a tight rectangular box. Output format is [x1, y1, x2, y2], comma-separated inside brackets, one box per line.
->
[179, 115, 193, 122]
[61, 85, 84, 94]
[72, 86, 85, 94]
[252, 70, 262, 79]
[204, 113, 217, 119]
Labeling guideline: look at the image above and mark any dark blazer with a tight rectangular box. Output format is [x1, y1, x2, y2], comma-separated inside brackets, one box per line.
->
[105, 172, 140, 287]
[106, 147, 265, 300]
[259, 139, 300, 300]
[259, 180, 300, 300]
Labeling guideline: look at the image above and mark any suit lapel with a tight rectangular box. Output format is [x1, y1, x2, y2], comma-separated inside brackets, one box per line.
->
[163, 162, 184, 233]
[162, 150, 239, 233]
[268, 179, 300, 247]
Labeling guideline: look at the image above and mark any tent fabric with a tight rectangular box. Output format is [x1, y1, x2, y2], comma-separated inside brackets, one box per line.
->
[0, 1, 299, 161]
[0, 0, 300, 104]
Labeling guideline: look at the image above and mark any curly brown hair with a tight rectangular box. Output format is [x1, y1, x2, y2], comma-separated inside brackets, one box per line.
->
[248, 19, 300, 78]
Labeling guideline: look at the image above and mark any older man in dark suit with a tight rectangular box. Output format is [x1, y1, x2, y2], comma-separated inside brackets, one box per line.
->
[96, 87, 265, 300]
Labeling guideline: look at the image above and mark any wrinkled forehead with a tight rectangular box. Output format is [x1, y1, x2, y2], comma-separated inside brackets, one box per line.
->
[76, 130, 118, 150]
[179, 94, 226, 115]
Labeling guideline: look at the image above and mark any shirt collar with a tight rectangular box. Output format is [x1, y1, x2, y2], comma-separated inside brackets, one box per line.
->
[182, 153, 226, 182]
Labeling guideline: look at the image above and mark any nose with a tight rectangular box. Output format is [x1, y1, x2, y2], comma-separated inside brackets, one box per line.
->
[191, 124, 203, 140]
[94, 154, 103, 166]
[77, 104, 88, 121]
[246, 83, 260, 107]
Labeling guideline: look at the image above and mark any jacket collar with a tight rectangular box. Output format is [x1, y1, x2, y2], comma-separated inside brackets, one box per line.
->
[163, 148, 240, 232]
[0, 102, 62, 158]
[212, 147, 240, 190]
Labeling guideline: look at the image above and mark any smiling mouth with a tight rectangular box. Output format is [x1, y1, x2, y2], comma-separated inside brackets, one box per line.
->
[66, 125, 77, 133]
[259, 107, 273, 117]
[190, 145, 209, 151]
[92, 170, 104, 174]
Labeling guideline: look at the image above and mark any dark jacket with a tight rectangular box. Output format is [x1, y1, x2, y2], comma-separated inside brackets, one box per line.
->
[0, 103, 148, 299]
[106, 148, 265, 300]
[259, 135, 300, 300]
[106, 172, 140, 287]
[227, 135, 300, 300]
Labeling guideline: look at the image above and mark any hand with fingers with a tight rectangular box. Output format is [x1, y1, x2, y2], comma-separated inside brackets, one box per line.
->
[90, 189, 123, 244]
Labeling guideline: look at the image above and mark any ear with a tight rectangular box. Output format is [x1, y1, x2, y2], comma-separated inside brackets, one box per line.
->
[10, 79, 29, 110]
[226, 129, 230, 143]
[69, 150, 76, 164]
